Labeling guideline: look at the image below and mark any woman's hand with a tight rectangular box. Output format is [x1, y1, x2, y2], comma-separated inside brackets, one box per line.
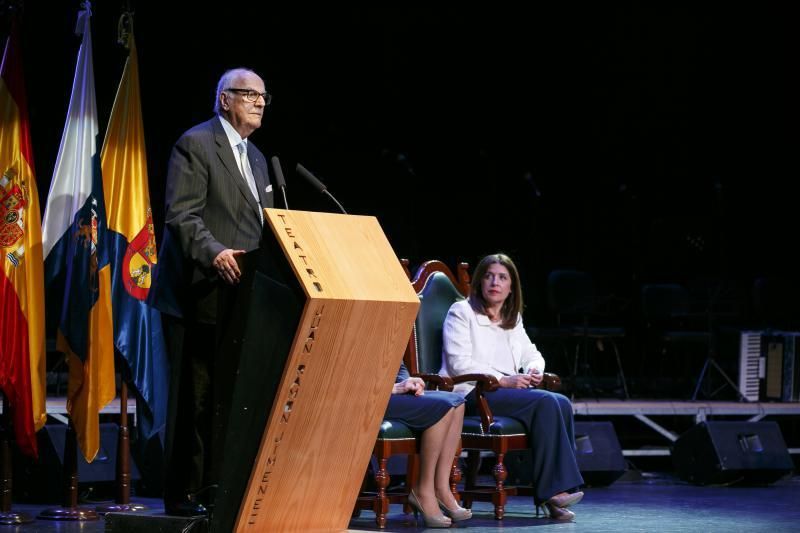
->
[499, 374, 533, 389]
[392, 377, 426, 396]
[528, 368, 544, 387]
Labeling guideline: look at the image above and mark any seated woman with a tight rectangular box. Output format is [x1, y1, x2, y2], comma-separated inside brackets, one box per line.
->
[384, 363, 471, 528]
[441, 253, 584, 520]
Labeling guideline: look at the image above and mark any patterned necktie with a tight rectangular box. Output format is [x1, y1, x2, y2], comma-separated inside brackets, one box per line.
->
[237, 141, 263, 224]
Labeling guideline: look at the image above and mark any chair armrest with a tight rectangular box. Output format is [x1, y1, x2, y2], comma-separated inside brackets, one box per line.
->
[536, 372, 562, 392]
[451, 374, 500, 391]
[452, 373, 561, 433]
[450, 374, 500, 433]
[413, 373, 455, 392]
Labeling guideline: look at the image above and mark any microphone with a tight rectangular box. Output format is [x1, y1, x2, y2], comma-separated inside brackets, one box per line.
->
[295, 163, 347, 214]
[270, 156, 289, 209]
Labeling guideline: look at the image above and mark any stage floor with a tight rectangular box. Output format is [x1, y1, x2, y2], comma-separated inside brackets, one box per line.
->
[3, 473, 798, 532]
[350, 474, 800, 532]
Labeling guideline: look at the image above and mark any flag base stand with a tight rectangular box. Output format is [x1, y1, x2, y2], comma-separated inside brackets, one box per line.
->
[0, 511, 35, 525]
[38, 506, 98, 521]
[96, 502, 147, 514]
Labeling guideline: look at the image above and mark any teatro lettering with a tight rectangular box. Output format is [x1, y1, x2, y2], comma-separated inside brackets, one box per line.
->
[276, 213, 323, 292]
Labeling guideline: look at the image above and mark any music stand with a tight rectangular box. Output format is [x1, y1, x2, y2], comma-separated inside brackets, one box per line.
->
[691, 281, 747, 401]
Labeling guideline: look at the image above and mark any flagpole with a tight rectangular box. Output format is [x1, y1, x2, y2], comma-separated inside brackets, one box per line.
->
[94, 8, 166, 514]
[95, 13, 145, 512]
[0, 394, 34, 525]
[95, 379, 145, 514]
[37, 418, 98, 521]
[40, 1, 114, 519]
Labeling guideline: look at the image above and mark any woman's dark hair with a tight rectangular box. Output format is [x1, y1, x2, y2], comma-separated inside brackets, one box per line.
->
[468, 253, 523, 330]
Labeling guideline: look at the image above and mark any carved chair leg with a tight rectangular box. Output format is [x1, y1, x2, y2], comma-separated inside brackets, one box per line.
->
[450, 450, 462, 502]
[465, 450, 480, 489]
[373, 457, 390, 529]
[491, 452, 508, 520]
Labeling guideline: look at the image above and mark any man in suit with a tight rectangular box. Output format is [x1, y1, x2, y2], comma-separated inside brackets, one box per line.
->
[159, 68, 273, 516]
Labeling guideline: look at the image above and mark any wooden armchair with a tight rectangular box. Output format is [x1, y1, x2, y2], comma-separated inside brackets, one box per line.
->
[353, 264, 460, 528]
[407, 259, 561, 520]
[352, 373, 459, 528]
[545, 269, 628, 398]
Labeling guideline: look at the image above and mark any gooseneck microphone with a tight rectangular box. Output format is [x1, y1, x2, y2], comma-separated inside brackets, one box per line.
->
[295, 163, 347, 214]
[270, 156, 289, 209]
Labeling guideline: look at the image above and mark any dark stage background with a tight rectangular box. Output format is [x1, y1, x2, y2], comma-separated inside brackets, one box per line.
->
[8, 2, 800, 330]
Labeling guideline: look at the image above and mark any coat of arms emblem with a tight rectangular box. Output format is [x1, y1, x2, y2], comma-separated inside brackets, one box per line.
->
[0, 167, 27, 267]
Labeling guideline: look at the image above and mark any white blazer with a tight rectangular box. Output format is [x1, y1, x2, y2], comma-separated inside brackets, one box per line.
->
[441, 299, 545, 396]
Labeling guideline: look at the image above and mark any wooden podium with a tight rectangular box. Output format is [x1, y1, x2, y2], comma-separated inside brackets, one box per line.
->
[211, 209, 419, 532]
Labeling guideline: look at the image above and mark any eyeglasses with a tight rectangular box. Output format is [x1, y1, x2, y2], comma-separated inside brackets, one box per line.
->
[225, 88, 272, 105]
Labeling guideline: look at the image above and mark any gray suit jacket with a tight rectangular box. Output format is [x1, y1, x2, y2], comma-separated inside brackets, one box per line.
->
[158, 117, 273, 320]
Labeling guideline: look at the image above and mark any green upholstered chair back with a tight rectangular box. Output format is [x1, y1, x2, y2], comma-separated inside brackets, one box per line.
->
[414, 271, 466, 374]
[405, 261, 470, 375]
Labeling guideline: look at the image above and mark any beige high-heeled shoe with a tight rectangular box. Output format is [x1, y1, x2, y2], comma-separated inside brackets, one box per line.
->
[546, 491, 584, 509]
[408, 490, 452, 528]
[543, 502, 575, 521]
[437, 497, 472, 522]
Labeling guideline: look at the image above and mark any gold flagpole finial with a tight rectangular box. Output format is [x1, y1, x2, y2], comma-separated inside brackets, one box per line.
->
[117, 11, 134, 49]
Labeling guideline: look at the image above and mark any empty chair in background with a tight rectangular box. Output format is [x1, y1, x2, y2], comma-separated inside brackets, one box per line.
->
[641, 284, 708, 398]
[545, 270, 629, 399]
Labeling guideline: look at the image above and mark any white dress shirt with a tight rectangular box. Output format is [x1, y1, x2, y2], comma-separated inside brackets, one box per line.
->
[218, 116, 263, 223]
[441, 299, 545, 396]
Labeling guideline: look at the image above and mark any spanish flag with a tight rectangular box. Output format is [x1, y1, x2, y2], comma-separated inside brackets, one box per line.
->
[0, 20, 47, 458]
[102, 17, 168, 438]
[41, 5, 116, 462]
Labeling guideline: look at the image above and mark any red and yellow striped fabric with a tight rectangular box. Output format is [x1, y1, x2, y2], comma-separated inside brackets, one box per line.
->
[0, 22, 47, 458]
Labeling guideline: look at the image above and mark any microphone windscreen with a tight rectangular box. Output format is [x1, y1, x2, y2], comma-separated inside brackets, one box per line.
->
[295, 163, 327, 193]
[270, 156, 287, 189]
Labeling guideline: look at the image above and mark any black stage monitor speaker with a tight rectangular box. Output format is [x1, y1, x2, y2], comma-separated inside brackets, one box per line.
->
[574, 421, 626, 486]
[506, 421, 626, 487]
[13, 422, 140, 503]
[672, 421, 793, 485]
[106, 512, 208, 533]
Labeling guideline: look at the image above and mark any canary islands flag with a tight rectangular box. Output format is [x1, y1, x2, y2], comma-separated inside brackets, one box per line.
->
[41, 4, 116, 462]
